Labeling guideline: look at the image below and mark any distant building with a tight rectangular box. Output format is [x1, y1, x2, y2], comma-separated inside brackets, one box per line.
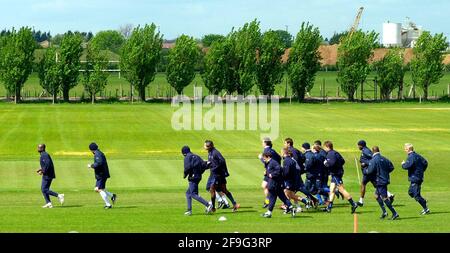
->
[383, 18, 423, 48]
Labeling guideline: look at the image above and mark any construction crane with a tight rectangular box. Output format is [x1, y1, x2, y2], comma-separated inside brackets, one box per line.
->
[348, 7, 364, 38]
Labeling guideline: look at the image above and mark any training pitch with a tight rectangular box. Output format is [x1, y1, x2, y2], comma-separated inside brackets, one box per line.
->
[0, 102, 449, 233]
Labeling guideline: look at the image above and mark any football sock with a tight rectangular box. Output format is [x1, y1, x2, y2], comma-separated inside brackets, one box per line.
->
[348, 198, 356, 206]
[104, 190, 113, 198]
[384, 199, 396, 214]
[417, 197, 428, 209]
[215, 192, 223, 202]
[359, 197, 364, 204]
[387, 191, 393, 198]
[211, 195, 216, 209]
[222, 195, 229, 205]
[225, 192, 236, 206]
[376, 197, 386, 213]
[99, 191, 111, 206]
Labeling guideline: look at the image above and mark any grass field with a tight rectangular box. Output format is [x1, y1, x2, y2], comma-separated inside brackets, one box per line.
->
[1, 71, 450, 100]
[0, 102, 450, 233]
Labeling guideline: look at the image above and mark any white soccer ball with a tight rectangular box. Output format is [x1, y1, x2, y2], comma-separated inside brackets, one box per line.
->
[219, 216, 227, 221]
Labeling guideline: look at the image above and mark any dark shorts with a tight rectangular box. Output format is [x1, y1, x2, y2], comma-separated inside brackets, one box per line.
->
[95, 178, 107, 190]
[206, 176, 226, 191]
[331, 176, 343, 186]
[376, 185, 388, 198]
[408, 182, 422, 198]
[284, 180, 298, 191]
[362, 174, 377, 186]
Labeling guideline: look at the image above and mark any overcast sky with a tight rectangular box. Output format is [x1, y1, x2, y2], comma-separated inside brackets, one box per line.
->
[1, 0, 449, 40]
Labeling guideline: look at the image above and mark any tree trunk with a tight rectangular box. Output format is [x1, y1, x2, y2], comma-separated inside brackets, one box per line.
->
[398, 80, 404, 101]
[52, 92, 57, 104]
[297, 88, 306, 102]
[92, 93, 95, 104]
[139, 85, 146, 102]
[62, 86, 70, 102]
[14, 84, 20, 104]
[423, 84, 429, 101]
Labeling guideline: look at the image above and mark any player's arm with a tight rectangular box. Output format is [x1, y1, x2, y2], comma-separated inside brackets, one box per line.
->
[39, 156, 49, 174]
[324, 153, 336, 168]
[366, 161, 376, 175]
[401, 155, 414, 170]
[183, 156, 192, 179]
[90, 154, 103, 169]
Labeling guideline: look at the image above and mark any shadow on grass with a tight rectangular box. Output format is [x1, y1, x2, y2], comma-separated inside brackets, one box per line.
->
[113, 206, 138, 209]
[396, 216, 422, 220]
[60, 205, 83, 208]
[426, 211, 450, 215]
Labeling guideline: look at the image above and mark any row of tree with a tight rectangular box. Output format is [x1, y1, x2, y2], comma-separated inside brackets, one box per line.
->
[0, 22, 448, 104]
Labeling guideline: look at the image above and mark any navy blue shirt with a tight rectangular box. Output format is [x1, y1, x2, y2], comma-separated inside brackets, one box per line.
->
[318, 149, 328, 176]
[288, 146, 305, 171]
[265, 159, 283, 189]
[360, 146, 373, 169]
[282, 156, 301, 183]
[184, 152, 206, 182]
[324, 150, 345, 177]
[91, 150, 110, 179]
[402, 151, 428, 183]
[261, 146, 281, 165]
[367, 153, 394, 185]
[208, 148, 229, 178]
[40, 151, 55, 179]
[304, 150, 320, 179]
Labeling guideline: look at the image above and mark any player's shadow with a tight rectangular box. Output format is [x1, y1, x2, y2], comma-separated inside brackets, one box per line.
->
[229, 210, 257, 214]
[396, 216, 421, 220]
[426, 211, 450, 215]
[61, 205, 83, 208]
[113, 206, 138, 209]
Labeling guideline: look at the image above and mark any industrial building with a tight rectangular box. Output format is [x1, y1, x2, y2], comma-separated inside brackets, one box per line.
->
[382, 18, 423, 48]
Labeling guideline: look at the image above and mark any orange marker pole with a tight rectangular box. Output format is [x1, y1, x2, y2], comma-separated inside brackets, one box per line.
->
[353, 213, 358, 233]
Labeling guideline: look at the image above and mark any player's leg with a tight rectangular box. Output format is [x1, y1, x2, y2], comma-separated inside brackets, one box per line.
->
[262, 180, 269, 208]
[263, 187, 277, 218]
[41, 178, 53, 207]
[185, 183, 193, 214]
[190, 182, 209, 208]
[96, 178, 112, 208]
[337, 183, 358, 213]
[380, 185, 398, 220]
[358, 177, 367, 206]
[409, 182, 429, 214]
[220, 183, 239, 212]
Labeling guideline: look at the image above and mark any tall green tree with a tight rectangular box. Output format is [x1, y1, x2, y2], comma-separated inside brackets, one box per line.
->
[255, 30, 285, 96]
[287, 22, 322, 102]
[0, 27, 35, 103]
[329, 31, 348, 45]
[121, 24, 163, 101]
[82, 44, 109, 104]
[201, 34, 225, 47]
[38, 47, 61, 104]
[373, 49, 405, 100]
[91, 30, 125, 54]
[272, 29, 293, 48]
[411, 32, 448, 100]
[59, 33, 83, 102]
[166, 35, 199, 94]
[234, 19, 262, 95]
[202, 38, 238, 95]
[337, 30, 378, 101]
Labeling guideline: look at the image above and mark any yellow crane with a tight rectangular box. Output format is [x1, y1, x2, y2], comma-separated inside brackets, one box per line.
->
[349, 7, 364, 38]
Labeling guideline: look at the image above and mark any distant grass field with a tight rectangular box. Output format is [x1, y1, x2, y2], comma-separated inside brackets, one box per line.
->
[0, 102, 450, 232]
[1, 71, 450, 100]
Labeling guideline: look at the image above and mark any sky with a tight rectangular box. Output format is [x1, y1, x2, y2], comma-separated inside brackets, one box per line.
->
[0, 0, 449, 40]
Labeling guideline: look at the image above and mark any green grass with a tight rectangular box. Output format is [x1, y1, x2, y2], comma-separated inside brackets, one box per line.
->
[1, 71, 450, 100]
[0, 102, 450, 232]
